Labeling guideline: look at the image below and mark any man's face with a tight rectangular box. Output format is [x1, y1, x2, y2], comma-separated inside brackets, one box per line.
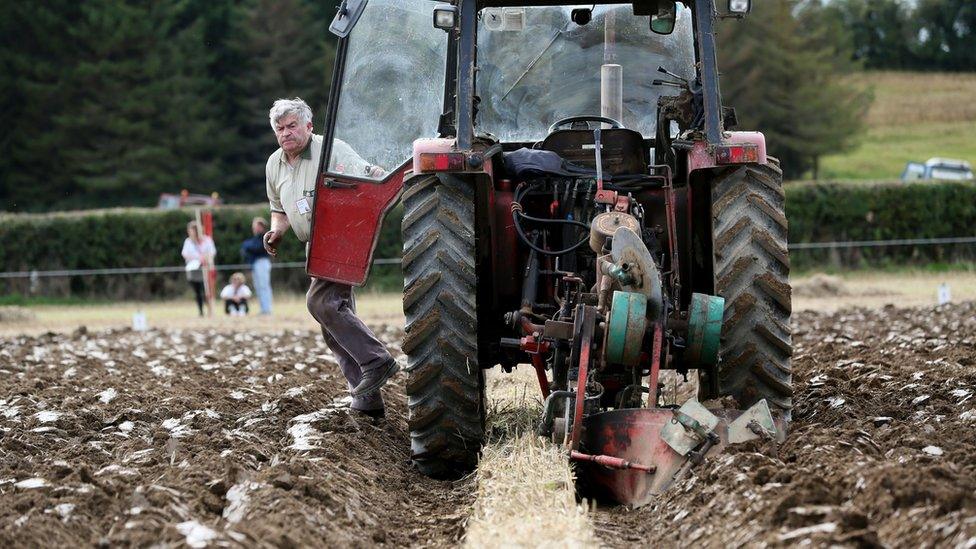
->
[274, 114, 313, 156]
[252, 220, 265, 235]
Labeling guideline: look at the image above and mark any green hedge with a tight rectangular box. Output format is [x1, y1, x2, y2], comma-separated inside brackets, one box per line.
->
[785, 180, 976, 269]
[1, 181, 974, 298]
[0, 205, 404, 299]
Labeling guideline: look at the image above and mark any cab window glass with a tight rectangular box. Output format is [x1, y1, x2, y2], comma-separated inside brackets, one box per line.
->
[328, 0, 448, 180]
[477, 4, 695, 142]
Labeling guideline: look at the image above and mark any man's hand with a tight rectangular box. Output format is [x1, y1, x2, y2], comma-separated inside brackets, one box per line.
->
[264, 211, 290, 257]
[263, 230, 284, 257]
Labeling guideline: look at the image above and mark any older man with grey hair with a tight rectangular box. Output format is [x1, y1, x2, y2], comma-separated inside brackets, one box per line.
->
[262, 97, 397, 419]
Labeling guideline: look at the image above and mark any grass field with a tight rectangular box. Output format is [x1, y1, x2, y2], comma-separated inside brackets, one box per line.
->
[0, 292, 404, 336]
[819, 71, 976, 180]
[1, 270, 974, 335]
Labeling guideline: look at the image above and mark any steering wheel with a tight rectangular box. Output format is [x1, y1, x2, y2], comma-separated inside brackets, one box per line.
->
[548, 115, 624, 134]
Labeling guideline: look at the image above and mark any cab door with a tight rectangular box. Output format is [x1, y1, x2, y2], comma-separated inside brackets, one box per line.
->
[308, 0, 449, 285]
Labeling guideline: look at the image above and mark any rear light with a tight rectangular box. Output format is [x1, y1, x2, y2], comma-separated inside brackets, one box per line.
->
[715, 144, 759, 165]
[419, 152, 466, 172]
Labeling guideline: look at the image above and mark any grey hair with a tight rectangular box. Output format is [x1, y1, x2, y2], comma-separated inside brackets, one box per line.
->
[269, 97, 313, 129]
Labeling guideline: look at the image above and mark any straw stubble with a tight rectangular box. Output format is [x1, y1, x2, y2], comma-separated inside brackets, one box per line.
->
[465, 369, 600, 548]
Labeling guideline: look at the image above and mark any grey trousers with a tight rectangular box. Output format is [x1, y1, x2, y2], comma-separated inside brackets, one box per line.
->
[306, 277, 391, 411]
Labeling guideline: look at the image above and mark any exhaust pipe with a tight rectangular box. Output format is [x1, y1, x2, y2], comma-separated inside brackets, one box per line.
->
[601, 64, 623, 126]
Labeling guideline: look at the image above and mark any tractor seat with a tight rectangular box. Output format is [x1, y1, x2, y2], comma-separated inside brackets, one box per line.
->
[539, 128, 648, 176]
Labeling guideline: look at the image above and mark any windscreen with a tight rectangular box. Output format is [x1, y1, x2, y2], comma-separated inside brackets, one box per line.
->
[476, 4, 695, 143]
[327, 0, 448, 179]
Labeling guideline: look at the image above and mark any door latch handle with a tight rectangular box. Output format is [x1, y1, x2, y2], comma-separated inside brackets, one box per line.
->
[323, 178, 358, 189]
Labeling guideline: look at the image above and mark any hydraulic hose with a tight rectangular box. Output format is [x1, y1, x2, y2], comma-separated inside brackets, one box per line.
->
[515, 210, 591, 230]
[512, 214, 591, 256]
[512, 181, 591, 256]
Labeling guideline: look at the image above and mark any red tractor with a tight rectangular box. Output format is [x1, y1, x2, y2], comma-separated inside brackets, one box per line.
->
[310, 0, 790, 505]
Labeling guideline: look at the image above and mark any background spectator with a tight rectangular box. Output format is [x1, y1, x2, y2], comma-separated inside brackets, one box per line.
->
[220, 272, 252, 316]
[241, 217, 273, 315]
[181, 221, 216, 317]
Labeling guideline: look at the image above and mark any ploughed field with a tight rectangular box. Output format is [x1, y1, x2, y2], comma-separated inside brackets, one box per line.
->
[1, 303, 975, 547]
[0, 326, 470, 547]
[597, 303, 976, 548]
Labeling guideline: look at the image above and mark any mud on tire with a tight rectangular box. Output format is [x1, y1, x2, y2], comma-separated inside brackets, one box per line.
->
[708, 159, 793, 413]
[401, 173, 485, 478]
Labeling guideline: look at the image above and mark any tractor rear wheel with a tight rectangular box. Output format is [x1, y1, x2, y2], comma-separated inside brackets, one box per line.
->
[401, 173, 485, 478]
[707, 159, 793, 413]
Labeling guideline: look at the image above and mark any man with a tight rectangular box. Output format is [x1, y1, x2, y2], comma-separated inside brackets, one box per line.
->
[240, 217, 273, 315]
[262, 98, 397, 419]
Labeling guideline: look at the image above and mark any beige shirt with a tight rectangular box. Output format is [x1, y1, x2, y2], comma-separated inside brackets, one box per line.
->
[266, 136, 377, 243]
[266, 135, 322, 243]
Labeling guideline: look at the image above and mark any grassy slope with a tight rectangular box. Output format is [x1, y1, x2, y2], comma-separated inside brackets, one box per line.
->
[819, 71, 976, 180]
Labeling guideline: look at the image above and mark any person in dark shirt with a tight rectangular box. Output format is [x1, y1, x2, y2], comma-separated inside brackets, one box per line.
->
[240, 217, 273, 315]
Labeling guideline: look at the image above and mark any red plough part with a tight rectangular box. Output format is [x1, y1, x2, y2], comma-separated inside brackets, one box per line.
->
[569, 450, 656, 474]
[572, 406, 784, 507]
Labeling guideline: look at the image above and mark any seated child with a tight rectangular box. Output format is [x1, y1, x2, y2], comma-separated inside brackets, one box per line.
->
[220, 272, 253, 316]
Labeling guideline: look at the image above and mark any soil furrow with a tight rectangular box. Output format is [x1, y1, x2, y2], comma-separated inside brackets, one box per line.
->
[0, 326, 472, 547]
[595, 303, 976, 548]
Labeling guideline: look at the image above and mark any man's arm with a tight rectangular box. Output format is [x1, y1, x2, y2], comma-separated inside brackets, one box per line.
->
[263, 211, 291, 257]
[331, 138, 386, 179]
[265, 156, 290, 257]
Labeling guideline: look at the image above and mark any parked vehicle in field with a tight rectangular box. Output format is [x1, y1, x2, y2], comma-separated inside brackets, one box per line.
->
[157, 190, 222, 210]
[902, 158, 974, 182]
[310, 0, 788, 506]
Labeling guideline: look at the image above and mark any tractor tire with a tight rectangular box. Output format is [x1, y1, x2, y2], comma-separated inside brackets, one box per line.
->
[709, 159, 793, 413]
[401, 173, 485, 479]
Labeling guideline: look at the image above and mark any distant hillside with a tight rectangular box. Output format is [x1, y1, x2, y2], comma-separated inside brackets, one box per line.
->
[819, 71, 976, 180]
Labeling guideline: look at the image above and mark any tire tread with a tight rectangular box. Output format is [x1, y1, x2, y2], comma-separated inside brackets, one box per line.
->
[709, 160, 793, 412]
[402, 174, 485, 478]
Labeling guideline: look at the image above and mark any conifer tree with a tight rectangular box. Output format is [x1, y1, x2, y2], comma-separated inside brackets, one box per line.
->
[718, 0, 871, 179]
[1, 0, 343, 210]
[58, 1, 177, 205]
[228, 0, 332, 190]
[159, 4, 233, 198]
[913, 0, 976, 71]
[0, 2, 83, 211]
[55, 1, 231, 207]
[170, 0, 253, 195]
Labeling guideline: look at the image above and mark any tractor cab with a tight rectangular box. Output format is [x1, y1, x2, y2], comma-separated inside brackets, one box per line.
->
[313, 0, 789, 508]
[313, 0, 750, 180]
[474, 4, 695, 145]
[309, 0, 758, 284]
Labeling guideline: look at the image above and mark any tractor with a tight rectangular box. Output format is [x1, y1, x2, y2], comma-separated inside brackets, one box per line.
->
[309, 0, 791, 506]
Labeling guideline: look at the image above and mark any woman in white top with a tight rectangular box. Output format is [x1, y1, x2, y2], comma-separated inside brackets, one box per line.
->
[182, 221, 217, 317]
[220, 272, 253, 316]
